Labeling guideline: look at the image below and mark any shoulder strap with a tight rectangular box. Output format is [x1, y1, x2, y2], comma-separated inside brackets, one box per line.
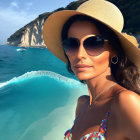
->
[98, 109, 110, 136]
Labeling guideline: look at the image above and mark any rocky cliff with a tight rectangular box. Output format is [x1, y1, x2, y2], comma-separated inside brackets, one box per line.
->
[6, 0, 140, 47]
[6, 15, 47, 47]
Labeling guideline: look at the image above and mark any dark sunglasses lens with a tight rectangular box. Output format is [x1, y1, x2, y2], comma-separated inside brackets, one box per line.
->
[62, 38, 78, 55]
[84, 36, 104, 55]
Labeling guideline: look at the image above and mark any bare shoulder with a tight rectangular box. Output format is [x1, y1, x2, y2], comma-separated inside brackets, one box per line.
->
[111, 89, 140, 139]
[77, 95, 90, 104]
[118, 90, 140, 108]
[75, 95, 89, 117]
[112, 89, 140, 112]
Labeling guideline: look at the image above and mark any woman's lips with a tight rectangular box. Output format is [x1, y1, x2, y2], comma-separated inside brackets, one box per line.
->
[74, 64, 92, 71]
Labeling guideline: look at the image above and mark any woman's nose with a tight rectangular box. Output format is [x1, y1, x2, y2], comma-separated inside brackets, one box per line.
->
[76, 43, 88, 59]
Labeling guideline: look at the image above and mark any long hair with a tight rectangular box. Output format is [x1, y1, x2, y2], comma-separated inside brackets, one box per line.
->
[61, 14, 140, 95]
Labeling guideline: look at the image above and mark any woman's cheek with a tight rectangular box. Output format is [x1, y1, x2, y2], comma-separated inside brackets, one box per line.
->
[92, 50, 110, 64]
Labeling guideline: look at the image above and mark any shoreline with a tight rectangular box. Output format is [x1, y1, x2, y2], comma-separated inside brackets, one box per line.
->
[1, 44, 47, 48]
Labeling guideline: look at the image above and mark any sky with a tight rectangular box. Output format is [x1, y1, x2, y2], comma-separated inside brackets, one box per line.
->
[0, 0, 75, 44]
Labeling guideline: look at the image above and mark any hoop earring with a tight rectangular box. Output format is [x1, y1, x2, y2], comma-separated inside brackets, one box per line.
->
[111, 56, 118, 64]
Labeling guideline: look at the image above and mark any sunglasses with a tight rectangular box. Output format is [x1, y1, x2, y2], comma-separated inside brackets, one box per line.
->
[62, 35, 108, 56]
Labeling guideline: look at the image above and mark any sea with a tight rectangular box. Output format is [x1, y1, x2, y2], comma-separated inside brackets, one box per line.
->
[0, 45, 89, 140]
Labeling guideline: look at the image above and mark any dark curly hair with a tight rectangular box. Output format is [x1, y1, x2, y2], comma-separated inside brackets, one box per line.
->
[61, 14, 140, 95]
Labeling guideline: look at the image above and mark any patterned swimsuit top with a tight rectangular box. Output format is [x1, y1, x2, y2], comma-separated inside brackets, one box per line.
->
[64, 109, 110, 140]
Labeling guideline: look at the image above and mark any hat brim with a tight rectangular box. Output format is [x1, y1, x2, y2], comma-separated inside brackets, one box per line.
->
[43, 10, 140, 67]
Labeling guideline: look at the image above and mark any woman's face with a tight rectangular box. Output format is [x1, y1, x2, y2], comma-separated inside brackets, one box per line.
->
[67, 20, 115, 81]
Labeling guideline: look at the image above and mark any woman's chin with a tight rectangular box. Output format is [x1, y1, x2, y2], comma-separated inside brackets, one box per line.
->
[75, 73, 94, 81]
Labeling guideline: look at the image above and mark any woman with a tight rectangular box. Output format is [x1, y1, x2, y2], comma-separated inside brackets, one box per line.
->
[43, 0, 140, 139]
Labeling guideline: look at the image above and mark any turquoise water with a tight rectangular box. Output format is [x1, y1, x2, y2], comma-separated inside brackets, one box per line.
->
[0, 45, 88, 140]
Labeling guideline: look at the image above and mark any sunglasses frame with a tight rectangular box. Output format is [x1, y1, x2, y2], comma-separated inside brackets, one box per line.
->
[62, 35, 108, 56]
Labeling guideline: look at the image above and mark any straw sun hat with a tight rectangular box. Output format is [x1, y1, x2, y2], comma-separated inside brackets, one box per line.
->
[43, 0, 140, 67]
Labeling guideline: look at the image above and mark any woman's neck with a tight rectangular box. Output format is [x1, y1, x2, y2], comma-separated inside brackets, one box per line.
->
[85, 67, 116, 106]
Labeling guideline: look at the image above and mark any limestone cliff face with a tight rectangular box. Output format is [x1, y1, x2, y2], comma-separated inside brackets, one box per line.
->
[6, 16, 46, 47]
[20, 18, 45, 47]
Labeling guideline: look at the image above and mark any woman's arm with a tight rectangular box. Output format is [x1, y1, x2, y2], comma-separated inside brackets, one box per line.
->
[116, 91, 140, 140]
